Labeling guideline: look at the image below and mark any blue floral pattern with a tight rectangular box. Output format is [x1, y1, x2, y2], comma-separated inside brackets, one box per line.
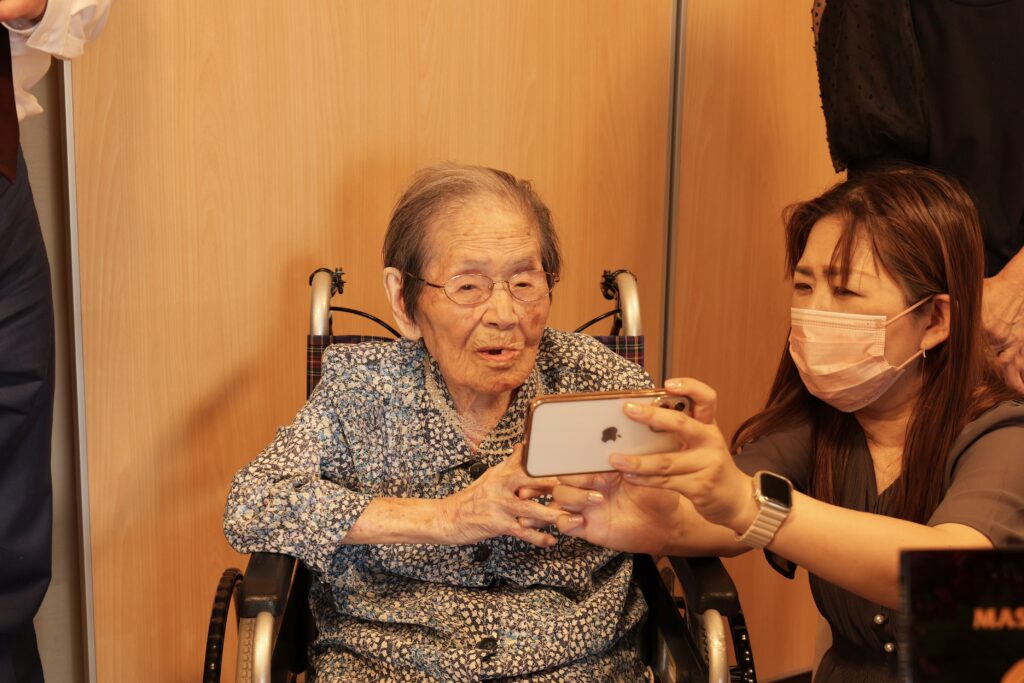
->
[225, 328, 653, 681]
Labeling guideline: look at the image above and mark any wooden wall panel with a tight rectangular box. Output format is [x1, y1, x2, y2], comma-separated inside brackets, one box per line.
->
[670, 1, 841, 679]
[70, 1, 673, 680]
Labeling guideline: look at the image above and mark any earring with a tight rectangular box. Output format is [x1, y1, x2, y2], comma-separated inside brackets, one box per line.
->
[922, 348, 927, 360]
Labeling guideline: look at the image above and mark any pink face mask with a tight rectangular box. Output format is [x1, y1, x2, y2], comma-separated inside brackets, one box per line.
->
[789, 298, 931, 412]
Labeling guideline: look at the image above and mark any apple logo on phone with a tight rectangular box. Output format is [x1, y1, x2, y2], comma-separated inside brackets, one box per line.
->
[601, 426, 621, 443]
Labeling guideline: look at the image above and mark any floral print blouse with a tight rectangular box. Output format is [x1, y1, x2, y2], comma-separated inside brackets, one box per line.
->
[224, 328, 653, 681]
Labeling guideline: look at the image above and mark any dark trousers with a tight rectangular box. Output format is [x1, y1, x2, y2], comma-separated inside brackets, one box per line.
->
[0, 149, 53, 683]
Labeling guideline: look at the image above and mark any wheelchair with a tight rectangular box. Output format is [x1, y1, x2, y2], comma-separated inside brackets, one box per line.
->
[204, 268, 758, 683]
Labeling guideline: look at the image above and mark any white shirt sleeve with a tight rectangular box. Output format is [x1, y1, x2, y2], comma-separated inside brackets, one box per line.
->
[4, 0, 111, 121]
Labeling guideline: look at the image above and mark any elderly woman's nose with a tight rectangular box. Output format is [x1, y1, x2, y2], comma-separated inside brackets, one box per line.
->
[483, 286, 519, 326]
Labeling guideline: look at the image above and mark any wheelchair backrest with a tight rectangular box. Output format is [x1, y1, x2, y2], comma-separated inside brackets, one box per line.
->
[305, 268, 645, 398]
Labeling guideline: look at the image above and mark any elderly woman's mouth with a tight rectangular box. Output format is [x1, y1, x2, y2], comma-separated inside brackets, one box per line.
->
[476, 346, 522, 363]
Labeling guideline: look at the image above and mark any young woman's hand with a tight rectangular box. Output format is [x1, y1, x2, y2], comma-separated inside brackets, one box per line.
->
[608, 378, 756, 535]
[549, 471, 684, 554]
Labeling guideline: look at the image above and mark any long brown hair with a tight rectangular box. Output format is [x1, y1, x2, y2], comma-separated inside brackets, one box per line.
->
[732, 167, 1014, 523]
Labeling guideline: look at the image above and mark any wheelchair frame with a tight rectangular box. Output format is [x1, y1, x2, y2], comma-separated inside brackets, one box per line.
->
[205, 267, 757, 683]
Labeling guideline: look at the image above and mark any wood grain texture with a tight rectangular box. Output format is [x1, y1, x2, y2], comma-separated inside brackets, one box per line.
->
[669, 1, 842, 679]
[70, 2, 673, 680]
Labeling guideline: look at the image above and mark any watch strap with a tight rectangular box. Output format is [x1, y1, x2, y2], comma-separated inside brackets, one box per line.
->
[736, 499, 788, 548]
[736, 472, 792, 549]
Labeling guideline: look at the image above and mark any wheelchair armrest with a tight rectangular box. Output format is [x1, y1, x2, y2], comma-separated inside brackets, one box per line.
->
[237, 552, 297, 619]
[668, 555, 741, 617]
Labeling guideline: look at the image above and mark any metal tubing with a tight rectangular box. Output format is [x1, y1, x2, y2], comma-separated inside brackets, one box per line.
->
[309, 270, 334, 336]
[250, 612, 275, 683]
[614, 270, 643, 336]
[701, 608, 728, 683]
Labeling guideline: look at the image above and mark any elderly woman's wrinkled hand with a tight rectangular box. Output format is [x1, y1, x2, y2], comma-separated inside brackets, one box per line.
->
[608, 378, 755, 532]
[440, 446, 563, 548]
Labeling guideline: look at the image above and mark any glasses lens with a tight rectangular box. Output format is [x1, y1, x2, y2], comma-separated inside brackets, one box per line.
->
[444, 274, 492, 304]
[507, 271, 553, 302]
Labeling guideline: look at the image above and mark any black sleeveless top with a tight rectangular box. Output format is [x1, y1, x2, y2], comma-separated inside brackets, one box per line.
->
[815, 0, 1024, 276]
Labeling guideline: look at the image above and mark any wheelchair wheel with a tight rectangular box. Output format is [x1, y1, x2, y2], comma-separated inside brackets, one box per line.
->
[204, 568, 242, 682]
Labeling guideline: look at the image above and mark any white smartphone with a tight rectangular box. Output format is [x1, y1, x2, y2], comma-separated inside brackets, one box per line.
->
[521, 389, 692, 477]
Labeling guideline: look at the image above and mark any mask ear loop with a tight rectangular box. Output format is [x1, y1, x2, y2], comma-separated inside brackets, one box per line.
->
[889, 296, 936, 369]
[883, 295, 934, 327]
[895, 347, 926, 370]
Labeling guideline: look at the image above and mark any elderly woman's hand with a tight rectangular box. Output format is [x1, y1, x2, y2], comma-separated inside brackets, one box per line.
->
[607, 378, 756, 534]
[440, 446, 564, 548]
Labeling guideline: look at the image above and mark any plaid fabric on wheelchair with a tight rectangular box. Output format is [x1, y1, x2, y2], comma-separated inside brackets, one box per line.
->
[307, 334, 394, 397]
[591, 335, 644, 367]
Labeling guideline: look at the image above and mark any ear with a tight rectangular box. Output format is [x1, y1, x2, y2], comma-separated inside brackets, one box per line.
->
[921, 294, 951, 352]
[383, 268, 422, 340]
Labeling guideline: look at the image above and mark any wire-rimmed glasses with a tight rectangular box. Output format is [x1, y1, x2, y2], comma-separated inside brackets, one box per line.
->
[405, 270, 559, 305]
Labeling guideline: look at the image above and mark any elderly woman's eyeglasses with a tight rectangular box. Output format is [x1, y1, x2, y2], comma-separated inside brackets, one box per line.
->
[405, 270, 560, 305]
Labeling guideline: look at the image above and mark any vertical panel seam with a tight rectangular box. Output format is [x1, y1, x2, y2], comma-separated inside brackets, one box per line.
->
[661, 0, 688, 382]
[60, 59, 97, 683]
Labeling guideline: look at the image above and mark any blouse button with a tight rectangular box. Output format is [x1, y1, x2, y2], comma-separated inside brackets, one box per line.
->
[477, 636, 498, 652]
[467, 461, 487, 479]
[883, 641, 896, 654]
[873, 613, 888, 625]
[473, 544, 491, 562]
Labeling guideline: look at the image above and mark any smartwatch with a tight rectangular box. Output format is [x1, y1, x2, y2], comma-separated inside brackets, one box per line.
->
[736, 471, 793, 549]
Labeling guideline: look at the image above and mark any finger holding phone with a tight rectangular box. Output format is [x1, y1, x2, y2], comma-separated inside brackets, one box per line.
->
[610, 377, 757, 533]
[551, 470, 686, 554]
[441, 445, 564, 548]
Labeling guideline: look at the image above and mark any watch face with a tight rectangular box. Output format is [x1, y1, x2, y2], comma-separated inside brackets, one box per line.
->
[760, 473, 792, 507]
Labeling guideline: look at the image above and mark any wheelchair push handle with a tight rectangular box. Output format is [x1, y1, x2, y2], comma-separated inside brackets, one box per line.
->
[603, 269, 642, 336]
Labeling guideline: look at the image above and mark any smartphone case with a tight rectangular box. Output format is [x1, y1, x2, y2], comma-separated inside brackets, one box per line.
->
[522, 390, 681, 477]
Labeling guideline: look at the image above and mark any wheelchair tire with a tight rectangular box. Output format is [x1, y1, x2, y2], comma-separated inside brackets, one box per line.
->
[204, 568, 243, 683]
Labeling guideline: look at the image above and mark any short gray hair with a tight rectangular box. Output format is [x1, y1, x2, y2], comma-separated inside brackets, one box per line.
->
[382, 163, 562, 321]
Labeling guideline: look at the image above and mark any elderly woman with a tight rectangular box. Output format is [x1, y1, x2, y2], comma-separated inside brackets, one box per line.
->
[224, 164, 651, 681]
[552, 167, 1024, 682]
